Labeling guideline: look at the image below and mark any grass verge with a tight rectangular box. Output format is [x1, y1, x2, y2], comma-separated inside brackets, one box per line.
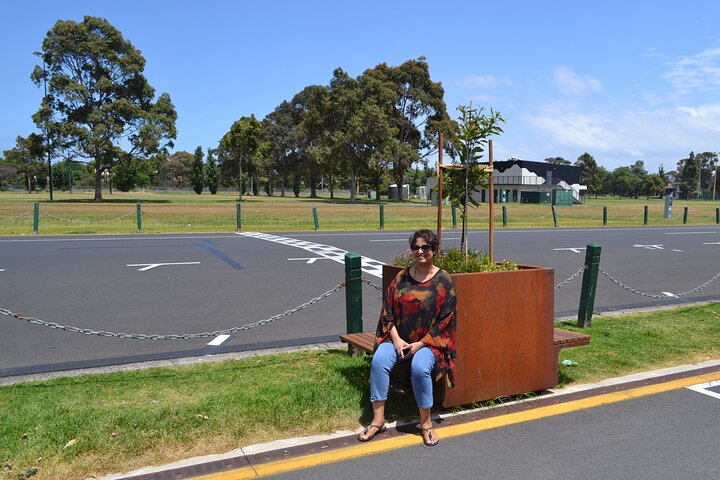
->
[1, 303, 719, 479]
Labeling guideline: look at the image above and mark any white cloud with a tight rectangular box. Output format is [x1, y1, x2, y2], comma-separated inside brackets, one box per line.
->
[663, 48, 720, 96]
[520, 102, 720, 170]
[454, 74, 513, 88]
[553, 66, 603, 96]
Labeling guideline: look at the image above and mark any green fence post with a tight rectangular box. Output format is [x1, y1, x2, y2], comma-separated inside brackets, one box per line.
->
[716, 207, 719, 224]
[502, 205, 507, 228]
[552, 205, 559, 227]
[33, 201, 39, 235]
[683, 206, 688, 224]
[451, 205, 457, 229]
[644, 206, 649, 225]
[379, 203, 385, 230]
[577, 243, 602, 328]
[313, 207, 320, 230]
[135, 202, 142, 233]
[603, 205, 607, 226]
[344, 252, 363, 353]
[236, 201, 242, 231]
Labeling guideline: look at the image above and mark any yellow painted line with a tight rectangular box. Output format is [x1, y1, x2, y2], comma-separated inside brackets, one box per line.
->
[193, 370, 720, 480]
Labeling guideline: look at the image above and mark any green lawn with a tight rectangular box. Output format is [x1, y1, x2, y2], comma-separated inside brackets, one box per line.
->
[1, 303, 719, 480]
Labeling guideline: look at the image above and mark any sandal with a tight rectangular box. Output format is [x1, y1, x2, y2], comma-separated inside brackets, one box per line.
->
[421, 427, 439, 447]
[358, 423, 386, 442]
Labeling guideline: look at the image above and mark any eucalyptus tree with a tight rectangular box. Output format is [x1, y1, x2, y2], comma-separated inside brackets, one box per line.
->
[3, 134, 47, 192]
[31, 16, 177, 201]
[364, 58, 453, 201]
[292, 85, 329, 198]
[262, 100, 297, 196]
[219, 115, 262, 199]
[575, 152, 600, 196]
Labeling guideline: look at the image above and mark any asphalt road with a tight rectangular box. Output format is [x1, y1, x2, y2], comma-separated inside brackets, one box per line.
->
[1, 226, 719, 376]
[262, 377, 720, 480]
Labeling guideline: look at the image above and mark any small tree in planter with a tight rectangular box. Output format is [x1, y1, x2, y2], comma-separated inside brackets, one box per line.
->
[443, 104, 504, 256]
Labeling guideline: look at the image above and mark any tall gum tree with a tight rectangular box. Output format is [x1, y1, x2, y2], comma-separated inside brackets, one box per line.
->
[31, 16, 177, 201]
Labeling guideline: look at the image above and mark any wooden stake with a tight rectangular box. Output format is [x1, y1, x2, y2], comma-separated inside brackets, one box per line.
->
[437, 133, 444, 253]
[488, 139, 494, 262]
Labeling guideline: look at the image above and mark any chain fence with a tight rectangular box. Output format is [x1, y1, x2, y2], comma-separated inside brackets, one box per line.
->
[0, 282, 346, 340]
[0, 211, 33, 222]
[142, 211, 230, 227]
[362, 277, 383, 291]
[599, 267, 720, 299]
[555, 267, 586, 289]
[41, 211, 135, 225]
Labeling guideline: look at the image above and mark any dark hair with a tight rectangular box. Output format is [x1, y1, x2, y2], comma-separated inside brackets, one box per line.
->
[409, 229, 438, 253]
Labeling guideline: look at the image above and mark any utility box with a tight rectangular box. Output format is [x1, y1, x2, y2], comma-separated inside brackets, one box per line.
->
[664, 195, 673, 219]
[552, 190, 573, 206]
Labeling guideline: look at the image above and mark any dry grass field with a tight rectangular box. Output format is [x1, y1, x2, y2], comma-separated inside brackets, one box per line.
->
[0, 190, 718, 235]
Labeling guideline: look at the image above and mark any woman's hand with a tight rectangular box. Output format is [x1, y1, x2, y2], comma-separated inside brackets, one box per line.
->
[404, 341, 425, 356]
[392, 337, 410, 358]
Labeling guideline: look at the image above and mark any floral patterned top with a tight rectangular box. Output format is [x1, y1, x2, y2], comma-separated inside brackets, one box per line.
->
[374, 267, 458, 387]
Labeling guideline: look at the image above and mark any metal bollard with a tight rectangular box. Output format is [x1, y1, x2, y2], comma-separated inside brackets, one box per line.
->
[502, 205, 507, 228]
[683, 206, 688, 224]
[236, 201, 242, 231]
[313, 207, 320, 230]
[644, 206, 648, 225]
[33, 201, 39, 235]
[577, 243, 602, 328]
[344, 252, 363, 353]
[379, 203, 384, 230]
[603, 206, 607, 226]
[136, 202, 142, 234]
[451, 205, 457, 229]
[552, 205, 559, 227]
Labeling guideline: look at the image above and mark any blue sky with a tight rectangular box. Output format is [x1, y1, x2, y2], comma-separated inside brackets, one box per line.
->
[2, 0, 719, 173]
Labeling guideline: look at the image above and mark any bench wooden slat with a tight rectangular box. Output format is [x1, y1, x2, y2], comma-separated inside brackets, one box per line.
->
[341, 328, 590, 354]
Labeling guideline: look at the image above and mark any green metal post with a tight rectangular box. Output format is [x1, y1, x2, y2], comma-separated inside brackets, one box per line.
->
[33, 201, 39, 235]
[135, 202, 142, 233]
[344, 252, 363, 352]
[603, 205, 607, 226]
[236, 201, 242, 231]
[644, 206, 648, 225]
[716, 207, 719, 224]
[451, 205, 457, 229]
[313, 207, 320, 230]
[683, 206, 688, 224]
[379, 203, 385, 230]
[577, 243, 602, 328]
[502, 205, 507, 228]
[552, 205, 559, 227]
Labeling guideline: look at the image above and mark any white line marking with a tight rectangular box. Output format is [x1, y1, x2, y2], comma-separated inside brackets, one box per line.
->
[665, 231, 717, 235]
[288, 257, 330, 264]
[237, 232, 386, 277]
[126, 262, 201, 271]
[662, 292, 677, 297]
[687, 381, 720, 401]
[673, 249, 683, 252]
[0, 269, 5, 272]
[702, 242, 720, 245]
[207, 334, 231, 346]
[554, 247, 586, 254]
[633, 244, 664, 250]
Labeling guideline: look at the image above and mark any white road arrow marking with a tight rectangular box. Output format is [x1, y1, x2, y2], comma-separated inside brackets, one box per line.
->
[126, 262, 201, 272]
[288, 257, 331, 264]
[554, 247, 586, 254]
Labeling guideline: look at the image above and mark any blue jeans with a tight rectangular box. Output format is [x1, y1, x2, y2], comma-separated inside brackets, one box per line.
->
[370, 341, 436, 409]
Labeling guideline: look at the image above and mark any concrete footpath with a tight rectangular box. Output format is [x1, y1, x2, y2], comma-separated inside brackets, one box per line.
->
[101, 357, 720, 480]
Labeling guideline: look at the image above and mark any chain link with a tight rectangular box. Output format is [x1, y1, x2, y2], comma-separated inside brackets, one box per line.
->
[42, 211, 135, 224]
[142, 211, 229, 227]
[555, 267, 586, 289]
[361, 277, 383, 291]
[599, 267, 720, 298]
[0, 211, 33, 222]
[1, 283, 346, 340]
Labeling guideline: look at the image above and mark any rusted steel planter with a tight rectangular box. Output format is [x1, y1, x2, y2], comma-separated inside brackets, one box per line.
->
[383, 263, 555, 408]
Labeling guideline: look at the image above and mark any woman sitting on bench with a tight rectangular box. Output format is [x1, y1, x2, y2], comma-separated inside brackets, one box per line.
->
[358, 229, 457, 447]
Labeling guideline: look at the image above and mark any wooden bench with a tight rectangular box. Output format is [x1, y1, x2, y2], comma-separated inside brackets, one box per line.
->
[340, 328, 590, 406]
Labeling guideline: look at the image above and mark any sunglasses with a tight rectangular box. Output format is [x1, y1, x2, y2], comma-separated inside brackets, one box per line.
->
[410, 244, 433, 252]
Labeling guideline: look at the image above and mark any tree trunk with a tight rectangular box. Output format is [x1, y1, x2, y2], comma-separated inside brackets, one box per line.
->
[309, 173, 318, 198]
[374, 175, 381, 202]
[94, 162, 103, 202]
[349, 169, 357, 203]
